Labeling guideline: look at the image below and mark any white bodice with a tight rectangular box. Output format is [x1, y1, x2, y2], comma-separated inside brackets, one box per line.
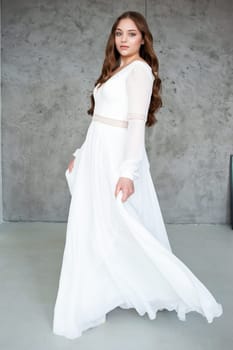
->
[74, 60, 155, 181]
[93, 60, 154, 122]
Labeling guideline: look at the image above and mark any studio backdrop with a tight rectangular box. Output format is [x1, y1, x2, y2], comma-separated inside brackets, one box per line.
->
[1, 0, 233, 223]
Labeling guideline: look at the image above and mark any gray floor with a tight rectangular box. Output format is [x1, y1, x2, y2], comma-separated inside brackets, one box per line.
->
[0, 223, 232, 350]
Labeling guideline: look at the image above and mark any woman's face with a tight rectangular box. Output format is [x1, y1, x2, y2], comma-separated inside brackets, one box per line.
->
[114, 18, 144, 59]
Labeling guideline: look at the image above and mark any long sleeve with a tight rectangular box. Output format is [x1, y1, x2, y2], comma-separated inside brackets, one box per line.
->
[118, 63, 154, 181]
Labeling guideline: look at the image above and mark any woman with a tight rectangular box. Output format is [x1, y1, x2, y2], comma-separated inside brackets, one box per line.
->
[53, 11, 223, 339]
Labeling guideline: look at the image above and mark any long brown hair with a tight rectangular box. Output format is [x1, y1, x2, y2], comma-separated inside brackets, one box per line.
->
[87, 11, 162, 127]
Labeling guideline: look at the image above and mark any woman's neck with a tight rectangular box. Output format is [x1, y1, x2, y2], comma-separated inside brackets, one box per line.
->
[119, 55, 141, 67]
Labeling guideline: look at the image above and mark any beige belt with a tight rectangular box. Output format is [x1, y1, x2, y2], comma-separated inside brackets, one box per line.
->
[92, 114, 128, 128]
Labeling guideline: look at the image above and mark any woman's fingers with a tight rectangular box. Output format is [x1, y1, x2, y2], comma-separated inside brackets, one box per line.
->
[68, 158, 75, 173]
[121, 188, 130, 202]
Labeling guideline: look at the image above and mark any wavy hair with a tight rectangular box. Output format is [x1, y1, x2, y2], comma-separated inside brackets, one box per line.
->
[87, 11, 162, 127]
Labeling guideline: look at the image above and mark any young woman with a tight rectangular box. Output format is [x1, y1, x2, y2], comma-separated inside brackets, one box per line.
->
[53, 11, 223, 339]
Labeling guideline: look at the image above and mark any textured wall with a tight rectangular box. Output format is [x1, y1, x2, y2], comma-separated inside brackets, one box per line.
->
[146, 0, 233, 223]
[2, 0, 233, 223]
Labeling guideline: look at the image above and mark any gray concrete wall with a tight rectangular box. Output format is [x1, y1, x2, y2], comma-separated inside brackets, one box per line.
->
[2, 0, 233, 223]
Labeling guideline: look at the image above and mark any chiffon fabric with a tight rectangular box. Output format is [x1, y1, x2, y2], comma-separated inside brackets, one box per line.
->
[53, 60, 223, 339]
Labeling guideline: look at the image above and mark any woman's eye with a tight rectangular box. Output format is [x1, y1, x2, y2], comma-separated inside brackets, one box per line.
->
[115, 32, 136, 37]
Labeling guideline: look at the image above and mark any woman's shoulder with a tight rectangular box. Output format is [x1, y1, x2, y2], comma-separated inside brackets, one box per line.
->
[128, 59, 154, 80]
[132, 59, 151, 68]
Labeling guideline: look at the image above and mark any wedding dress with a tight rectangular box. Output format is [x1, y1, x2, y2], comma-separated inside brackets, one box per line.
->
[53, 60, 223, 339]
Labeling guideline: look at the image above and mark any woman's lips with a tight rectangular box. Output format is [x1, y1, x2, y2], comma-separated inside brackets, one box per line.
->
[120, 46, 129, 49]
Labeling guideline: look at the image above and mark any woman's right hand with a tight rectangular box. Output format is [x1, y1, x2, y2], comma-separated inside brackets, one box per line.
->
[114, 177, 135, 202]
[68, 158, 75, 173]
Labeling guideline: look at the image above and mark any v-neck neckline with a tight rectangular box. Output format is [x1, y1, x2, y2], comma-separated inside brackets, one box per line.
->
[110, 59, 149, 80]
[94, 59, 150, 91]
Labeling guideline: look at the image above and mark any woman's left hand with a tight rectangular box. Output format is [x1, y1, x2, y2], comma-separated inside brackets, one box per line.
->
[115, 177, 135, 202]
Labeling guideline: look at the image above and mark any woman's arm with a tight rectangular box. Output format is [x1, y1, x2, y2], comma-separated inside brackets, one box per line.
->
[118, 63, 154, 181]
[115, 63, 154, 202]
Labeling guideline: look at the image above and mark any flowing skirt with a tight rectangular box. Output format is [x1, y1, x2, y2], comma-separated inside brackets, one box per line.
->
[53, 120, 223, 339]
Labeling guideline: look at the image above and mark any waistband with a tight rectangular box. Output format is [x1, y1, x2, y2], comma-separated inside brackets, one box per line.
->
[92, 114, 128, 128]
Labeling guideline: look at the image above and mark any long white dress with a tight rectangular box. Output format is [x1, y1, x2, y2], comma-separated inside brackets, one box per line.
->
[53, 60, 223, 339]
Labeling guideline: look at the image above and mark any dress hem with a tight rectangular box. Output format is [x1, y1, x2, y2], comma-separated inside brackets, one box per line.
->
[53, 298, 223, 340]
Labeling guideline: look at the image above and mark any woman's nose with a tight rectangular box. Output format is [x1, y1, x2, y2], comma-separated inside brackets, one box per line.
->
[121, 34, 127, 42]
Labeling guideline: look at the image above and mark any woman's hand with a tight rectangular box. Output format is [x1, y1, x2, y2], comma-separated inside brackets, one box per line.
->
[68, 158, 75, 173]
[115, 177, 135, 202]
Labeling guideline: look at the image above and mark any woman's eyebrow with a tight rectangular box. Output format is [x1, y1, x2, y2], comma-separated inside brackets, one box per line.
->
[115, 28, 137, 32]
